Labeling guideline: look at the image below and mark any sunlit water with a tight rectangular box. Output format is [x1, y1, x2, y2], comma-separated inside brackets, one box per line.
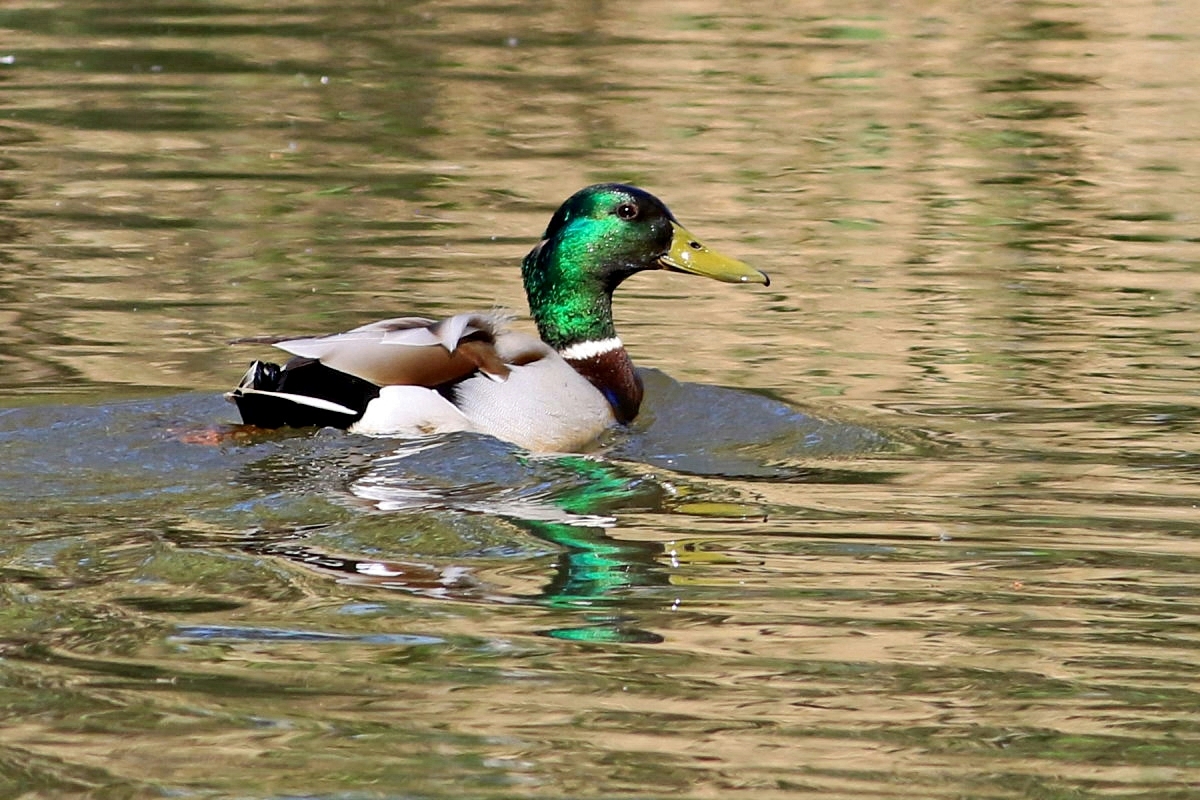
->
[2, 1, 1200, 798]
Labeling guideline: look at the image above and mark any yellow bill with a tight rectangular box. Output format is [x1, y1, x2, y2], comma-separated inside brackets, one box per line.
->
[658, 221, 770, 286]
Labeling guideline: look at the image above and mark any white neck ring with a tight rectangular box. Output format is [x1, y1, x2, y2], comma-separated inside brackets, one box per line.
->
[559, 337, 623, 361]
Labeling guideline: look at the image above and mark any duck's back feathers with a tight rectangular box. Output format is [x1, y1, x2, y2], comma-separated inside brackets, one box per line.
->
[268, 313, 513, 386]
[226, 312, 616, 451]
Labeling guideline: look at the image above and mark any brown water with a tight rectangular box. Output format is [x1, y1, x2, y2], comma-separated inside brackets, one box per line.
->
[2, 1, 1200, 798]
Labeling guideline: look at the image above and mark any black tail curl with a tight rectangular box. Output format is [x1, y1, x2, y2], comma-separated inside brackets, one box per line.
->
[227, 358, 381, 430]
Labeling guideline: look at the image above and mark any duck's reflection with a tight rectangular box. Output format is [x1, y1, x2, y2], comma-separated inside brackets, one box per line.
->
[226, 367, 888, 644]
[234, 440, 720, 643]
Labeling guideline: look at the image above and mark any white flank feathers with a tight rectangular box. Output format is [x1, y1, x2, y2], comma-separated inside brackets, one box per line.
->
[351, 385, 474, 437]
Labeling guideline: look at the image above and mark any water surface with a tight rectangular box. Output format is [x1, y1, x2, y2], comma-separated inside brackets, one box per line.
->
[2, 1, 1200, 798]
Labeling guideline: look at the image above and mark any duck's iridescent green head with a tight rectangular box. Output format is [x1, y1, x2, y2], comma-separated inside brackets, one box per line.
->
[522, 183, 768, 350]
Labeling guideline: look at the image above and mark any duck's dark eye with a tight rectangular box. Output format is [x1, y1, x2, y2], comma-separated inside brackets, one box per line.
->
[615, 202, 639, 220]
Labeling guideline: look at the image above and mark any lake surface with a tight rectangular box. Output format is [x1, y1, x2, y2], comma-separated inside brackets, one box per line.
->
[2, 1, 1200, 797]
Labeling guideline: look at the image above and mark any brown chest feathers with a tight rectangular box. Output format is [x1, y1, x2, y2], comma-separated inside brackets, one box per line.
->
[564, 347, 644, 425]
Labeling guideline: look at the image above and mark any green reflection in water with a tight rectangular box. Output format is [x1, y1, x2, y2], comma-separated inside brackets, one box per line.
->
[517, 455, 668, 643]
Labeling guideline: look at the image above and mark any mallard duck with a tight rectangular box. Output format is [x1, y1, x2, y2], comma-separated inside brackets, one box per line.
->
[227, 183, 769, 451]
